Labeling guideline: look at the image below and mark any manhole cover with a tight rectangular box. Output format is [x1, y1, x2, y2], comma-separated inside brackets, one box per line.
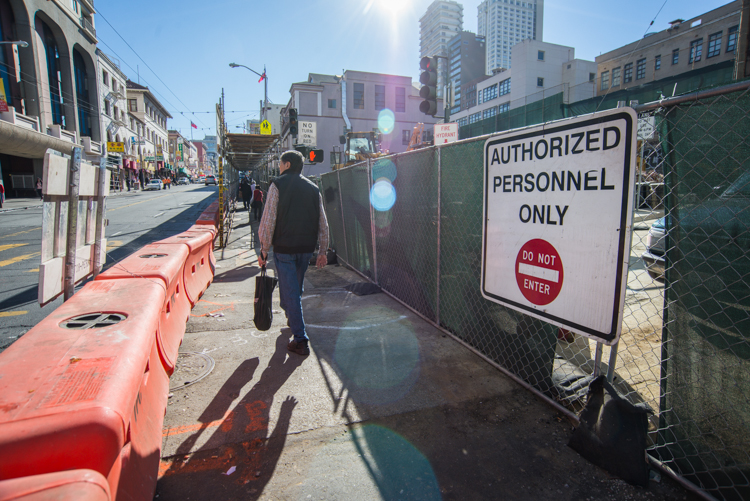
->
[170, 352, 215, 391]
[61, 313, 126, 329]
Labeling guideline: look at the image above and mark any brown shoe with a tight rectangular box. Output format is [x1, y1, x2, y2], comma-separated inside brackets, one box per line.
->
[287, 340, 310, 356]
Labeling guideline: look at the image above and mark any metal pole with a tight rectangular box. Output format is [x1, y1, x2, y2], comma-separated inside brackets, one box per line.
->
[436, 145, 441, 326]
[64, 147, 82, 301]
[218, 90, 225, 247]
[337, 169, 348, 262]
[592, 342, 603, 378]
[264, 65, 268, 122]
[606, 341, 619, 382]
[93, 155, 107, 277]
[367, 158, 377, 283]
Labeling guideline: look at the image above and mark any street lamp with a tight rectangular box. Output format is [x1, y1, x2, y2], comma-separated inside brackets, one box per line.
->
[229, 62, 267, 122]
[0, 41, 28, 47]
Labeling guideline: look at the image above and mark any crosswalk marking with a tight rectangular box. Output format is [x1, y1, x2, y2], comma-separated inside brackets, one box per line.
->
[0, 252, 40, 267]
[0, 243, 28, 252]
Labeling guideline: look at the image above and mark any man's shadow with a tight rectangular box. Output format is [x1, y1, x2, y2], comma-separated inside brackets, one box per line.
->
[158, 332, 305, 500]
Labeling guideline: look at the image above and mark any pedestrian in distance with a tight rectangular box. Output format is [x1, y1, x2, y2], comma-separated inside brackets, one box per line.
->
[36, 178, 42, 200]
[240, 177, 252, 211]
[250, 179, 256, 194]
[251, 185, 264, 222]
[258, 150, 329, 356]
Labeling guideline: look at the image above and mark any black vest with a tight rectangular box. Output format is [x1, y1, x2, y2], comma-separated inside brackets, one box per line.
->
[271, 172, 320, 254]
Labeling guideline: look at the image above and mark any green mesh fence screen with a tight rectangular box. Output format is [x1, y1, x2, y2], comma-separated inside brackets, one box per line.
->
[651, 88, 750, 501]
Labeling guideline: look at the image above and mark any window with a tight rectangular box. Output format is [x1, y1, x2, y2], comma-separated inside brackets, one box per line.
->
[469, 112, 481, 124]
[395, 87, 405, 112]
[102, 70, 109, 87]
[537, 77, 544, 87]
[655, 55, 661, 70]
[483, 107, 497, 119]
[498, 78, 510, 96]
[458, 117, 467, 127]
[623, 63, 633, 83]
[672, 48, 679, 65]
[636, 58, 646, 80]
[353, 83, 364, 109]
[707, 32, 722, 58]
[481, 84, 498, 103]
[498, 102, 509, 114]
[128, 99, 137, 112]
[374, 85, 385, 110]
[537, 50, 544, 60]
[600, 70, 609, 90]
[611, 67, 621, 87]
[104, 100, 111, 116]
[402, 129, 411, 145]
[689, 39, 702, 63]
[328, 99, 336, 109]
[727, 26, 738, 53]
[589, 72, 596, 82]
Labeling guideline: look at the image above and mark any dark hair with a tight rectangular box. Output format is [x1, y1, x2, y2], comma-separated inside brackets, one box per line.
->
[280, 150, 304, 174]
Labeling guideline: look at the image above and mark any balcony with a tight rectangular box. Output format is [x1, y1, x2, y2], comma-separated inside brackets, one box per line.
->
[0, 107, 40, 131]
[80, 136, 102, 155]
[80, 16, 96, 38]
[47, 124, 78, 144]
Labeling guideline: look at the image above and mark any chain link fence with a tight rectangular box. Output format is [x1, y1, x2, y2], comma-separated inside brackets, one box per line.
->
[319, 81, 750, 500]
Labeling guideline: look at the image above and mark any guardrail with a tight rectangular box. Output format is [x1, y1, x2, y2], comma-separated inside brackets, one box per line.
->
[0, 203, 219, 500]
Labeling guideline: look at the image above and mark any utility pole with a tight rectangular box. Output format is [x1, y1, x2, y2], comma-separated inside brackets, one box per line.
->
[734, 0, 750, 80]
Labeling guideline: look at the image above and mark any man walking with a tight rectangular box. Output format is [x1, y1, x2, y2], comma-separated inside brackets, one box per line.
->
[240, 177, 252, 211]
[258, 150, 329, 356]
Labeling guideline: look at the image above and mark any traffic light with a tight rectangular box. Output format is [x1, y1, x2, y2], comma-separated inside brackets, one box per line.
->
[419, 56, 438, 116]
[307, 148, 324, 164]
[289, 108, 298, 136]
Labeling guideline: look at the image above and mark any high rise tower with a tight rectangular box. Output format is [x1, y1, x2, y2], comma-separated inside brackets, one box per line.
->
[478, 0, 544, 73]
[420, 0, 463, 98]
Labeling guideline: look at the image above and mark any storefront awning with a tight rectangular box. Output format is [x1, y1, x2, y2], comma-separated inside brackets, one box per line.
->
[225, 133, 279, 171]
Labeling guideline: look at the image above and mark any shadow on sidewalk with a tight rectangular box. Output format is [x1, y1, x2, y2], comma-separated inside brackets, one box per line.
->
[157, 332, 304, 500]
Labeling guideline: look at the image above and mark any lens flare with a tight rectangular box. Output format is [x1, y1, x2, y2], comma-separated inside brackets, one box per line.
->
[370, 179, 396, 212]
[372, 158, 397, 183]
[377, 109, 395, 134]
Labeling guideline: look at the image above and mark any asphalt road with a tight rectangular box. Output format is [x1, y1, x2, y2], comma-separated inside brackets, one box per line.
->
[0, 184, 218, 353]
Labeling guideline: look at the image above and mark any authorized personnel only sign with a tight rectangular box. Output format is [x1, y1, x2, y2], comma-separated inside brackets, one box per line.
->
[482, 108, 636, 344]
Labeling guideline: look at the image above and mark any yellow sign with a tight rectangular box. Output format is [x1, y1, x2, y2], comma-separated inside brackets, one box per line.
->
[107, 142, 125, 152]
[0, 80, 8, 112]
[260, 120, 272, 135]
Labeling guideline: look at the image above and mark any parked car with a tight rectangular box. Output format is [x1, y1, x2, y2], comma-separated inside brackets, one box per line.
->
[177, 177, 189, 185]
[641, 217, 666, 281]
[144, 179, 163, 191]
[205, 175, 217, 186]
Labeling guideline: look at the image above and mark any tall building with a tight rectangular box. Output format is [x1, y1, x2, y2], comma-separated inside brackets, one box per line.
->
[419, 0, 463, 98]
[448, 31, 487, 113]
[478, 0, 544, 74]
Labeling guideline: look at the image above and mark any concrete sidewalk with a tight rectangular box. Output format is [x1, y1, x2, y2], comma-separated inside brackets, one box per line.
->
[155, 209, 696, 501]
[0, 188, 142, 213]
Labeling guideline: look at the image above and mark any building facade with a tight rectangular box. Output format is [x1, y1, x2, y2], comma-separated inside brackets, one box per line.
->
[200, 135, 217, 174]
[126, 80, 172, 179]
[0, 0, 101, 198]
[451, 40, 595, 126]
[595, 1, 741, 97]
[448, 31, 487, 113]
[419, 0, 463, 99]
[282, 71, 443, 176]
[478, 0, 544, 74]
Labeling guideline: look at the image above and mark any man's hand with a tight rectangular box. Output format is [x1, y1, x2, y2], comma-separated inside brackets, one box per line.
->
[258, 251, 267, 268]
[316, 253, 327, 269]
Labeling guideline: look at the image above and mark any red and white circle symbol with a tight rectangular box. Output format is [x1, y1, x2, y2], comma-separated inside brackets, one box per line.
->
[515, 239, 564, 306]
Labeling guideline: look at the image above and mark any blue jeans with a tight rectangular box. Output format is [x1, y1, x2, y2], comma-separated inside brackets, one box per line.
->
[273, 252, 313, 343]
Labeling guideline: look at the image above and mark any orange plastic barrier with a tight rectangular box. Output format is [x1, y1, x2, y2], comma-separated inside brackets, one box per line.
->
[195, 200, 220, 227]
[0, 469, 111, 501]
[0, 279, 169, 501]
[157, 229, 216, 307]
[96, 243, 190, 374]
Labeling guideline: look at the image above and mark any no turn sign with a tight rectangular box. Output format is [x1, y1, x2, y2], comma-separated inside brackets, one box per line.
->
[481, 108, 636, 344]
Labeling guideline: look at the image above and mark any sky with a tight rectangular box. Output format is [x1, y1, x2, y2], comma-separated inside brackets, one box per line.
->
[94, 0, 733, 138]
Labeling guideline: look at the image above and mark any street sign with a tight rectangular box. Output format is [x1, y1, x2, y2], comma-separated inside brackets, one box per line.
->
[300, 121, 316, 146]
[107, 142, 125, 152]
[482, 108, 636, 344]
[260, 119, 272, 135]
[434, 123, 458, 144]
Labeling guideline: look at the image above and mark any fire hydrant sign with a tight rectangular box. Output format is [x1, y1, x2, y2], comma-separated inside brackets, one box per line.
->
[482, 108, 636, 344]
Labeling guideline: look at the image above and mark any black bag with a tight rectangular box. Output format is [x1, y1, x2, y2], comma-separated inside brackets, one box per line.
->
[253, 266, 277, 331]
